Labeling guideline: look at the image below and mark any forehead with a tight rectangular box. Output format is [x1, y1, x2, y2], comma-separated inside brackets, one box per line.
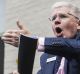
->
[51, 7, 73, 15]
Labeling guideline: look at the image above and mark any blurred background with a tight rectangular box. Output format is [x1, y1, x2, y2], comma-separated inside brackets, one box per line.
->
[1, 0, 79, 74]
[0, 0, 5, 34]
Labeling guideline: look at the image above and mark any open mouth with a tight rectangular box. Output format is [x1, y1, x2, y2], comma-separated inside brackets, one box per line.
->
[55, 27, 62, 34]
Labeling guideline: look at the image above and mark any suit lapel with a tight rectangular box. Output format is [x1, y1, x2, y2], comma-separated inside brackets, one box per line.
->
[53, 56, 62, 74]
[41, 54, 57, 74]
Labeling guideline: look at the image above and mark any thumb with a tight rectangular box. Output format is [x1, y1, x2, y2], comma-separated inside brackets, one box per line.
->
[16, 20, 31, 35]
[16, 20, 26, 30]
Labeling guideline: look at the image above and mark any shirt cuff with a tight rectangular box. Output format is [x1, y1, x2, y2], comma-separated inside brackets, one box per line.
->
[37, 37, 45, 52]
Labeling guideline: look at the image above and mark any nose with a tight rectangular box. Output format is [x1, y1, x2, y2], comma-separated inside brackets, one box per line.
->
[54, 17, 61, 25]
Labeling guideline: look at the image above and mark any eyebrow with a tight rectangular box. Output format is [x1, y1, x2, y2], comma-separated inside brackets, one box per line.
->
[67, 13, 79, 20]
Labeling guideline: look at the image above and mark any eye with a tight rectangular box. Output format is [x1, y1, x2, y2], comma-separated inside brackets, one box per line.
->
[60, 14, 68, 18]
[51, 15, 57, 21]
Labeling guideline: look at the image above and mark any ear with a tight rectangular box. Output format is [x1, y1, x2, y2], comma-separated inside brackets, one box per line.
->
[77, 20, 80, 30]
[78, 20, 80, 26]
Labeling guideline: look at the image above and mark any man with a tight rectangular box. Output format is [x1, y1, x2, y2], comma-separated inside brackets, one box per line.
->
[2, 1, 80, 74]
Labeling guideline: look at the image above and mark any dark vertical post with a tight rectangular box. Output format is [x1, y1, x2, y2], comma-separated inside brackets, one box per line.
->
[0, 37, 4, 74]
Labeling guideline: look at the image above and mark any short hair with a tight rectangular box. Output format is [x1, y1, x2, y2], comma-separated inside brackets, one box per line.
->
[51, 1, 80, 19]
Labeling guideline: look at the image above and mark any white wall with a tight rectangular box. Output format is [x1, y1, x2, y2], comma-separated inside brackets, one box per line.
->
[5, 0, 80, 74]
[0, 0, 5, 33]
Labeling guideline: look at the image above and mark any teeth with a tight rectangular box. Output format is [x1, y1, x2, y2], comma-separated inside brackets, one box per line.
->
[55, 27, 62, 33]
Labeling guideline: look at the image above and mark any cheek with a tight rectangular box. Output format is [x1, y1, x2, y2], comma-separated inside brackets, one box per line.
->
[52, 25, 55, 32]
[64, 21, 77, 34]
[52, 24, 57, 34]
[68, 21, 77, 30]
[62, 19, 77, 30]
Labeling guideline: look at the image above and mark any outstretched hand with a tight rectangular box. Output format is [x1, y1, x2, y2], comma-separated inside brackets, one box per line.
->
[2, 21, 30, 47]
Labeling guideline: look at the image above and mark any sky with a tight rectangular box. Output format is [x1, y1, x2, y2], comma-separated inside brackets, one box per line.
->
[0, 0, 5, 33]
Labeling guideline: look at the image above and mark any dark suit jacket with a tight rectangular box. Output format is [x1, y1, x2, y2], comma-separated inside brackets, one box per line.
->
[18, 33, 80, 74]
[37, 33, 80, 74]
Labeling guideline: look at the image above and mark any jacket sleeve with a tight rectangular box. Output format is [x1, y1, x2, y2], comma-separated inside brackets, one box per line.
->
[18, 35, 38, 74]
[44, 37, 80, 59]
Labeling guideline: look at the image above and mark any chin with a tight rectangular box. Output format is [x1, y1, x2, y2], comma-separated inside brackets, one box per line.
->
[55, 33, 63, 37]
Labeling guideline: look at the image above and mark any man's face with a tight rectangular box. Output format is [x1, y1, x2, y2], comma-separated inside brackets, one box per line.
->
[50, 7, 79, 38]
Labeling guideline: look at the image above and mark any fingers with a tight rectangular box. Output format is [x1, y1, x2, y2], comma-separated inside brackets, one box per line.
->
[2, 36, 19, 47]
[2, 29, 23, 38]
[2, 30, 19, 47]
[2, 32, 19, 38]
[2, 37, 18, 42]
[4, 41, 19, 47]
